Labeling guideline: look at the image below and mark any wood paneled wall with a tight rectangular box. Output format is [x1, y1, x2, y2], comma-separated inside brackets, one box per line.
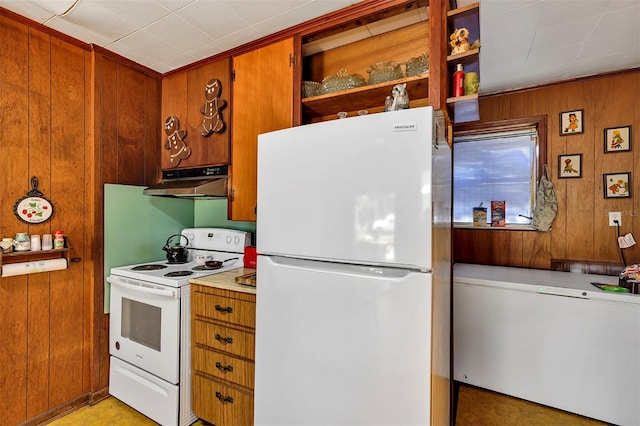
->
[0, 10, 161, 425]
[0, 16, 90, 424]
[454, 70, 640, 270]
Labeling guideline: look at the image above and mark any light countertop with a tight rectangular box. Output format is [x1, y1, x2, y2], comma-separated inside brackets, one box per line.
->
[190, 267, 256, 295]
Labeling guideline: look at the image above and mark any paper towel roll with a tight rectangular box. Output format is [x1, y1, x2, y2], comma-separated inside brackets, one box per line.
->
[1, 258, 68, 277]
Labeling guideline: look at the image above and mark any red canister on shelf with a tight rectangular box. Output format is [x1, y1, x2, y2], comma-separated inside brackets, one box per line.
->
[54, 230, 65, 249]
[453, 64, 465, 97]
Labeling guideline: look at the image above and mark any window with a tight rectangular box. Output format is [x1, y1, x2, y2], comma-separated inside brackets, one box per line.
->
[453, 116, 547, 228]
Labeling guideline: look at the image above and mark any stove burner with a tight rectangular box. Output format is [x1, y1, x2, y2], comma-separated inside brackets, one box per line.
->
[166, 260, 189, 265]
[164, 270, 194, 277]
[132, 264, 168, 271]
[192, 265, 223, 271]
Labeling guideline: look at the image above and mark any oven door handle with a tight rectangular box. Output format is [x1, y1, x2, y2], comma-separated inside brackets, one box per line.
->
[107, 276, 179, 299]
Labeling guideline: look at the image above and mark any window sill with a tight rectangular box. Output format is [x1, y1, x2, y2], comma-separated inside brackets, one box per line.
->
[454, 224, 536, 231]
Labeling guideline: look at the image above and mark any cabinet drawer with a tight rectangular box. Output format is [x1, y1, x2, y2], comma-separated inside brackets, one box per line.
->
[193, 346, 255, 389]
[192, 374, 254, 426]
[192, 292, 255, 328]
[193, 320, 255, 359]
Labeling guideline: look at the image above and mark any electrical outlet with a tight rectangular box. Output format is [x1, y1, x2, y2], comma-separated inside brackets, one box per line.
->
[609, 211, 622, 226]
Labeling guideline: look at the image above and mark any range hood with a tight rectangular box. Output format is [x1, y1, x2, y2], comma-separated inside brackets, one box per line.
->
[143, 166, 228, 198]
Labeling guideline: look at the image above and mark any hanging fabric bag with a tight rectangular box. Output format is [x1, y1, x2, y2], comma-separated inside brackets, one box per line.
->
[533, 164, 558, 231]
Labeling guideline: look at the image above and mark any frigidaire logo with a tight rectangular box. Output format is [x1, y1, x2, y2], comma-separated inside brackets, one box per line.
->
[392, 122, 417, 132]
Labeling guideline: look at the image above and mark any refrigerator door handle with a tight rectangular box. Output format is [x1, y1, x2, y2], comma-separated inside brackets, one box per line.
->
[266, 255, 423, 280]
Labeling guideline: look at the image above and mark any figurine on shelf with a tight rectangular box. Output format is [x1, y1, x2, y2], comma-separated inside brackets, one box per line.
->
[386, 83, 410, 111]
[449, 28, 480, 55]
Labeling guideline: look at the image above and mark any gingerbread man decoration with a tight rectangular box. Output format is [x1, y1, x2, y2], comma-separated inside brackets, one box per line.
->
[164, 116, 191, 167]
[200, 79, 227, 136]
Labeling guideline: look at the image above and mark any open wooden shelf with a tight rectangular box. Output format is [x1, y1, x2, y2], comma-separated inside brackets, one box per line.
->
[302, 74, 428, 119]
[0, 247, 71, 275]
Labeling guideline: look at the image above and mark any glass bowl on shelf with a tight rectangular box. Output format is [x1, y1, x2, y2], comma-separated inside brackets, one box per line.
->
[319, 69, 367, 95]
[406, 53, 429, 77]
[366, 61, 403, 85]
[302, 81, 321, 98]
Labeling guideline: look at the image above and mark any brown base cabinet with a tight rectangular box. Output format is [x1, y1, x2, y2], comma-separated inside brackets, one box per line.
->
[191, 284, 256, 425]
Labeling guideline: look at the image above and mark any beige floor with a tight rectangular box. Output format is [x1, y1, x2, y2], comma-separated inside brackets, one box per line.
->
[46, 397, 207, 426]
[47, 383, 606, 425]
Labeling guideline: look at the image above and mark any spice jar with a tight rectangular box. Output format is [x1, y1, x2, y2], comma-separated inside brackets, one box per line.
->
[54, 230, 65, 249]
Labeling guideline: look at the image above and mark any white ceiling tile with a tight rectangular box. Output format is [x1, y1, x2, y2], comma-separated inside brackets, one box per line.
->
[149, 61, 174, 73]
[572, 52, 631, 78]
[62, 1, 137, 40]
[27, 0, 77, 15]
[115, 29, 183, 62]
[161, 51, 199, 69]
[186, 39, 227, 60]
[177, 1, 249, 39]
[591, 3, 640, 40]
[220, 0, 296, 25]
[217, 25, 263, 50]
[616, 48, 640, 68]
[531, 16, 599, 51]
[253, 10, 306, 38]
[108, 41, 160, 66]
[479, 0, 541, 19]
[479, 31, 534, 64]
[480, 3, 543, 43]
[537, 0, 608, 29]
[94, 0, 171, 28]
[478, 58, 528, 93]
[154, 0, 195, 12]
[580, 33, 636, 60]
[45, 16, 111, 44]
[291, 0, 351, 22]
[145, 13, 211, 48]
[0, 0, 56, 22]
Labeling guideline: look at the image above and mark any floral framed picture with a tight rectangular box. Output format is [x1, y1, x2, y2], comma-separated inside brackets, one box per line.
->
[560, 109, 584, 135]
[604, 172, 631, 198]
[604, 125, 632, 152]
[558, 154, 582, 178]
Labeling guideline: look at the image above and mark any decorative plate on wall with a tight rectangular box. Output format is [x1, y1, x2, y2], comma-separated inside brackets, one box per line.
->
[14, 176, 54, 224]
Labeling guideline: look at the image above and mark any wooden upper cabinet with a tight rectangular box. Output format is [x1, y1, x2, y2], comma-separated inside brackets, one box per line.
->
[96, 53, 161, 186]
[160, 58, 231, 171]
[300, 0, 430, 124]
[230, 38, 295, 221]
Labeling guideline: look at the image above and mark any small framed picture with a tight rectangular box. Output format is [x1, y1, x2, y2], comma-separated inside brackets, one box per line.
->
[558, 154, 582, 178]
[604, 125, 632, 152]
[604, 172, 631, 198]
[560, 109, 584, 135]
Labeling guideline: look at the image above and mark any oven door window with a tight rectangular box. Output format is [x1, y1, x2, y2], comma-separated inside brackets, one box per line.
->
[122, 298, 162, 351]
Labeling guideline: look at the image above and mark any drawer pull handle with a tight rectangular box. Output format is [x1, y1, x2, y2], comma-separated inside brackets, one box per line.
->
[215, 334, 233, 344]
[215, 304, 233, 313]
[215, 362, 234, 373]
[215, 391, 234, 404]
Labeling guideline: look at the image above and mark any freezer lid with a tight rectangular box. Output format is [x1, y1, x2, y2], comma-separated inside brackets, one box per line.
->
[257, 107, 450, 271]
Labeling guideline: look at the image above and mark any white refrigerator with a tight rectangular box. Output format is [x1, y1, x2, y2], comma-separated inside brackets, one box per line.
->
[254, 106, 452, 426]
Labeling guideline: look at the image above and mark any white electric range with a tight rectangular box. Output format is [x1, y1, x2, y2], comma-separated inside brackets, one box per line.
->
[108, 228, 251, 426]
